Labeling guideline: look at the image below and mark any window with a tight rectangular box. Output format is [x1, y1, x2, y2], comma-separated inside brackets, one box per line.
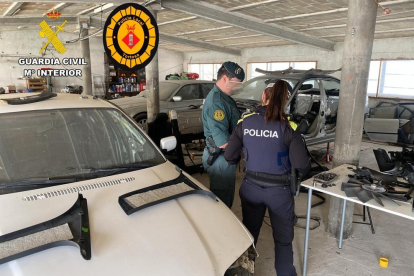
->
[175, 84, 200, 101]
[200, 83, 214, 98]
[247, 61, 317, 80]
[291, 62, 317, 70]
[369, 104, 397, 119]
[159, 82, 180, 101]
[321, 79, 340, 97]
[249, 63, 267, 79]
[321, 79, 340, 91]
[398, 106, 413, 120]
[294, 79, 321, 116]
[368, 60, 414, 99]
[300, 79, 320, 90]
[187, 63, 222, 81]
[367, 61, 381, 95]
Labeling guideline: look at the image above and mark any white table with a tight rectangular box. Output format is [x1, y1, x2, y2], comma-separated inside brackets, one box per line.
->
[300, 164, 414, 276]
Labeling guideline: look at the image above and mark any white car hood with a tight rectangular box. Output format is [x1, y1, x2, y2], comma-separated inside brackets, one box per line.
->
[0, 162, 252, 276]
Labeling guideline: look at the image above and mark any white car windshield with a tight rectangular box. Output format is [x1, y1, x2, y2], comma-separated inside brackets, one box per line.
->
[0, 108, 165, 190]
[234, 78, 298, 102]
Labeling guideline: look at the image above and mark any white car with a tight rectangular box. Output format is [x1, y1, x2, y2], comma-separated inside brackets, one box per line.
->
[0, 92, 254, 276]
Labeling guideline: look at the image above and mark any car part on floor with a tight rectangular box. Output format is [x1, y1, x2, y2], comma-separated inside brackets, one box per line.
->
[0, 194, 91, 265]
[118, 170, 217, 215]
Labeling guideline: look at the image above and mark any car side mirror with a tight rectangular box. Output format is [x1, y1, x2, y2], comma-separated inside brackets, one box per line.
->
[297, 119, 310, 135]
[160, 136, 177, 152]
[172, 96, 182, 102]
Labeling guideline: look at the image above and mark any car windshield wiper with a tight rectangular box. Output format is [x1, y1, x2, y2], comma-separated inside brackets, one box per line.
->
[0, 164, 152, 195]
[77, 163, 153, 177]
[0, 177, 79, 187]
[0, 177, 79, 195]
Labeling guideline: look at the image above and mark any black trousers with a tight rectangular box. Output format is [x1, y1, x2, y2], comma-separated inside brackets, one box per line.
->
[240, 178, 296, 276]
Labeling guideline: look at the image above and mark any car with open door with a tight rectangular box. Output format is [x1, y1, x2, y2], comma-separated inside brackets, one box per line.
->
[168, 68, 343, 147]
[234, 68, 342, 146]
[0, 92, 254, 276]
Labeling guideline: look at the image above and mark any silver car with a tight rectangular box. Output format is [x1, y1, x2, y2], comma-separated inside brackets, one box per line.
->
[112, 80, 215, 131]
[171, 68, 343, 146]
[234, 68, 341, 146]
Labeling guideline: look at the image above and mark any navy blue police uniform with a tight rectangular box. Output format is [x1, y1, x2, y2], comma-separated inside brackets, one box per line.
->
[224, 106, 310, 276]
[201, 61, 245, 209]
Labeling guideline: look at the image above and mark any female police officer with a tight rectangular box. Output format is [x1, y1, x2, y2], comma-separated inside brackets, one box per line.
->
[224, 80, 310, 276]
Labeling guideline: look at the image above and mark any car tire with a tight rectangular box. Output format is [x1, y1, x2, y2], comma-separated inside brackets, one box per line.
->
[134, 113, 148, 132]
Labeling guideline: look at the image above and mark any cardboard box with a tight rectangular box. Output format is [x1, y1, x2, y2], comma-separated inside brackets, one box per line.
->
[6, 85, 16, 93]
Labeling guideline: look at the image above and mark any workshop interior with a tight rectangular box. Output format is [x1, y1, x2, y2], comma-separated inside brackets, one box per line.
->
[0, 1, 414, 276]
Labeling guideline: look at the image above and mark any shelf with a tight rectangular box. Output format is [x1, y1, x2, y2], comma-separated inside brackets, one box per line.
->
[27, 78, 46, 92]
[105, 54, 145, 98]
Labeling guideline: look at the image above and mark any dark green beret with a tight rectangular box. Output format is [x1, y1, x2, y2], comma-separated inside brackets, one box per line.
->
[222, 61, 245, 82]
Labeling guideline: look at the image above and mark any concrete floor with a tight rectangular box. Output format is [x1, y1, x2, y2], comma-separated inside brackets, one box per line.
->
[186, 139, 414, 275]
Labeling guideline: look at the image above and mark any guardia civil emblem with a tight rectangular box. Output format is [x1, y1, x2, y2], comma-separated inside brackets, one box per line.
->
[214, 110, 225, 121]
[103, 3, 159, 71]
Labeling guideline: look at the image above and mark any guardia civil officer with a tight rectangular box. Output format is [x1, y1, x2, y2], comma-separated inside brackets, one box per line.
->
[224, 80, 311, 276]
[202, 61, 244, 208]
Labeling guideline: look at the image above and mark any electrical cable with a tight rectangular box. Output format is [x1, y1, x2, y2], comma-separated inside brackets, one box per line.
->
[47, 49, 105, 78]
[261, 137, 327, 231]
[46, 50, 83, 81]
[264, 214, 321, 230]
[66, 3, 106, 44]
[185, 144, 197, 167]
[160, 63, 184, 74]
[65, 28, 103, 44]
[66, 1, 154, 45]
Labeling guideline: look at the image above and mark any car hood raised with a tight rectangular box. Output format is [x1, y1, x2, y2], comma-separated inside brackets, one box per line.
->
[0, 161, 252, 276]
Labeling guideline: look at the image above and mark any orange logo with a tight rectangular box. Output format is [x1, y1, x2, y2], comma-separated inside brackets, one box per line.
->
[103, 3, 159, 71]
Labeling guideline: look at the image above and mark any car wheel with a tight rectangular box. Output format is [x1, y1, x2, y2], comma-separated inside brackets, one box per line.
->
[134, 113, 148, 132]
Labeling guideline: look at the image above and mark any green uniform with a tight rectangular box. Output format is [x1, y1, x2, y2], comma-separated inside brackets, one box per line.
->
[202, 85, 240, 208]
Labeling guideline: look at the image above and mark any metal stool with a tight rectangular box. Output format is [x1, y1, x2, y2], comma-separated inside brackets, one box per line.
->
[353, 205, 375, 234]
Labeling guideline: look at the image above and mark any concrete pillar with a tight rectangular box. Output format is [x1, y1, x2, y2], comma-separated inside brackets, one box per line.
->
[80, 22, 92, 96]
[145, 9, 160, 123]
[328, 0, 378, 239]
